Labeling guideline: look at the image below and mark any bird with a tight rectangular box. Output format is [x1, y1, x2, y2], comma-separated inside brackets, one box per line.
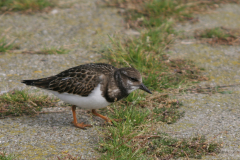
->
[21, 63, 152, 129]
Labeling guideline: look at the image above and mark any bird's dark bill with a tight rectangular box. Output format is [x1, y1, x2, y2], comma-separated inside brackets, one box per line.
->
[140, 83, 152, 94]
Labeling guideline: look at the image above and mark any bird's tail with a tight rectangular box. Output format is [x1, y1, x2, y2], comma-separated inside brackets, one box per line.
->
[21, 79, 38, 86]
[21, 77, 54, 89]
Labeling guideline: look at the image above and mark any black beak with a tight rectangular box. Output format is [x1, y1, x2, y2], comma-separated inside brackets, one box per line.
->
[139, 83, 152, 94]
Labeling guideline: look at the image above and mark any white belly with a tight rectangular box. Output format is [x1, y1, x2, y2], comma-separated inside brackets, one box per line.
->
[49, 84, 111, 109]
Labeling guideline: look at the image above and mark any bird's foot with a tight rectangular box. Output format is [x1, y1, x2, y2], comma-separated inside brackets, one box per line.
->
[72, 122, 92, 129]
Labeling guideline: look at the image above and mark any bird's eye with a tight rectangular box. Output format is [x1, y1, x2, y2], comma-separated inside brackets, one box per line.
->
[130, 77, 138, 82]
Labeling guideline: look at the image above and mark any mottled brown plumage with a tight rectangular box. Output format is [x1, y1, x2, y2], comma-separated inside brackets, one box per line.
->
[23, 63, 115, 96]
[22, 63, 151, 102]
[22, 63, 152, 129]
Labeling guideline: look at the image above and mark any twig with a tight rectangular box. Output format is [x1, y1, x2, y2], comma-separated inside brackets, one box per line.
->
[204, 130, 226, 144]
[175, 1, 211, 9]
[38, 110, 68, 114]
[183, 150, 189, 160]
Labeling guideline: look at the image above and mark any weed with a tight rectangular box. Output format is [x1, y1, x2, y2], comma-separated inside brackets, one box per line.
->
[105, 34, 207, 91]
[0, 37, 15, 53]
[0, 152, 16, 160]
[98, 97, 220, 159]
[0, 0, 54, 13]
[0, 90, 60, 118]
[195, 27, 240, 45]
[106, 0, 240, 29]
[39, 47, 69, 55]
[22, 47, 70, 55]
[56, 153, 82, 160]
[99, 0, 222, 159]
[98, 104, 150, 159]
[182, 84, 236, 94]
[146, 133, 221, 159]
[197, 27, 231, 39]
[117, 93, 184, 124]
[106, 0, 192, 28]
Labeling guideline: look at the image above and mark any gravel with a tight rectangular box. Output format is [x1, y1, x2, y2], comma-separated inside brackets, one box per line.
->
[1, 2, 240, 159]
[160, 4, 240, 159]
[0, 0, 125, 159]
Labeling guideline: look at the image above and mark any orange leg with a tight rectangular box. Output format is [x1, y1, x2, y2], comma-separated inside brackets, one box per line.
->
[71, 105, 92, 129]
[92, 109, 111, 122]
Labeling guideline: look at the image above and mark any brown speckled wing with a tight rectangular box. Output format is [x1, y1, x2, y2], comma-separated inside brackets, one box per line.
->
[22, 63, 116, 97]
[49, 73, 99, 96]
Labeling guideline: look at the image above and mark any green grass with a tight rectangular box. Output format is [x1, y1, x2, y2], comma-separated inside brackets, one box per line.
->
[37, 47, 69, 55]
[146, 134, 220, 159]
[0, 90, 60, 118]
[0, 152, 16, 160]
[194, 27, 240, 45]
[0, 0, 54, 12]
[105, 27, 206, 91]
[98, 0, 222, 159]
[104, 0, 208, 92]
[107, 0, 192, 29]
[197, 27, 232, 39]
[0, 37, 15, 53]
[98, 99, 220, 159]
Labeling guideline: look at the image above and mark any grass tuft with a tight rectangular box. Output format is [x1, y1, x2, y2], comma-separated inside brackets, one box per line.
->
[106, 0, 192, 29]
[99, 0, 223, 159]
[56, 153, 82, 160]
[98, 104, 150, 159]
[0, 0, 55, 13]
[146, 133, 221, 159]
[197, 27, 232, 39]
[0, 37, 15, 53]
[0, 152, 16, 160]
[195, 27, 240, 45]
[21, 47, 70, 55]
[38, 47, 69, 55]
[105, 33, 207, 91]
[98, 97, 220, 159]
[0, 90, 60, 118]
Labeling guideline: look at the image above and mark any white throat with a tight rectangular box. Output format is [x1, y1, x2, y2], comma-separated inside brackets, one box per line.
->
[128, 86, 139, 94]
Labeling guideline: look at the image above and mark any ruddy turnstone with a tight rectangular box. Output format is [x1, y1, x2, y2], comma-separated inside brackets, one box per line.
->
[22, 63, 152, 129]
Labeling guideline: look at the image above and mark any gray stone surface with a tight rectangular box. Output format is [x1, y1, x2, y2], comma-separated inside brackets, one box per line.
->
[161, 4, 240, 159]
[0, 0, 125, 92]
[1, 1, 240, 159]
[0, 111, 102, 159]
[176, 4, 240, 38]
[0, 0, 124, 159]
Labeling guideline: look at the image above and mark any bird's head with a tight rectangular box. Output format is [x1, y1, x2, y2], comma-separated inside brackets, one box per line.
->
[114, 67, 152, 94]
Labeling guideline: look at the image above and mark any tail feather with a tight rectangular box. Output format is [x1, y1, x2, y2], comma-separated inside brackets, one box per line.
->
[21, 78, 52, 89]
[21, 79, 38, 86]
[22, 76, 56, 89]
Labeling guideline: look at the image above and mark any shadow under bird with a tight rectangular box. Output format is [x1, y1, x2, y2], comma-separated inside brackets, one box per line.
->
[22, 63, 152, 129]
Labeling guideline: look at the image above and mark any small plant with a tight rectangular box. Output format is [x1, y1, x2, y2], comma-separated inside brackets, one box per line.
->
[105, 33, 207, 91]
[98, 104, 150, 159]
[25, 47, 69, 55]
[0, 90, 60, 118]
[98, 97, 220, 159]
[152, 100, 184, 124]
[0, 37, 15, 53]
[0, 0, 55, 12]
[195, 27, 240, 45]
[106, 0, 192, 28]
[99, 0, 223, 159]
[39, 47, 69, 55]
[198, 27, 231, 39]
[146, 133, 221, 159]
[0, 152, 16, 160]
[56, 153, 82, 160]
